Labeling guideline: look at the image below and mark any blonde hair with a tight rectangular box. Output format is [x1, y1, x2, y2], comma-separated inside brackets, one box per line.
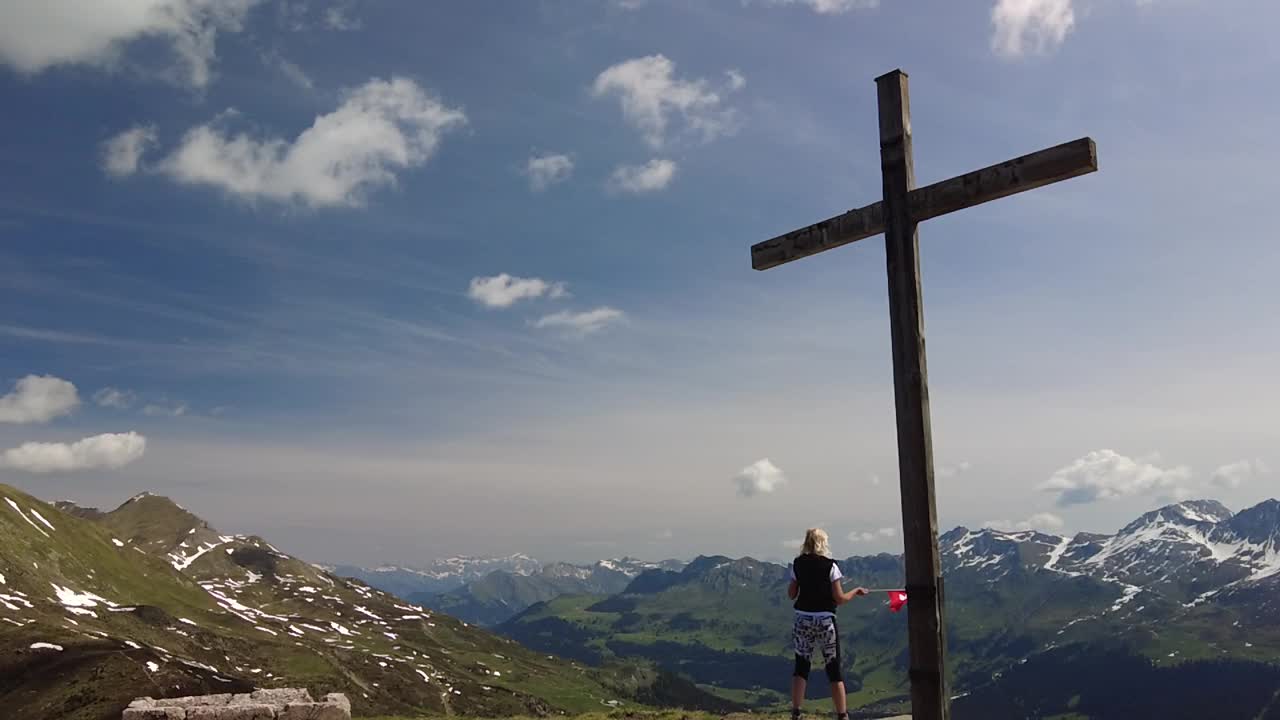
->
[801, 528, 830, 558]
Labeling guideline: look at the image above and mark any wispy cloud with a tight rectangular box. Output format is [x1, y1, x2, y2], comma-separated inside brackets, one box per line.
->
[937, 460, 972, 479]
[264, 50, 313, 89]
[525, 153, 575, 191]
[609, 159, 677, 193]
[278, 0, 362, 32]
[982, 512, 1065, 532]
[323, 3, 362, 30]
[0, 375, 79, 424]
[101, 125, 158, 178]
[593, 54, 742, 148]
[533, 307, 626, 336]
[848, 526, 897, 542]
[762, 0, 879, 13]
[142, 402, 188, 418]
[1210, 459, 1269, 489]
[92, 387, 136, 410]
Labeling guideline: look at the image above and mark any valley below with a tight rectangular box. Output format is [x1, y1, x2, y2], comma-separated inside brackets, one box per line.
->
[3, 485, 1279, 719]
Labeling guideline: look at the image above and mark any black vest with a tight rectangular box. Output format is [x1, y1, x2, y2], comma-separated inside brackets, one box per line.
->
[793, 554, 838, 613]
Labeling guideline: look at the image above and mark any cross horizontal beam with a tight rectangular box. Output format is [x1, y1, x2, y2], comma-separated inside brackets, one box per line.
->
[751, 137, 1097, 271]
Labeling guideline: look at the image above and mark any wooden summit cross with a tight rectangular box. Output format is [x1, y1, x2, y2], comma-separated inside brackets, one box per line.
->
[749, 70, 1097, 720]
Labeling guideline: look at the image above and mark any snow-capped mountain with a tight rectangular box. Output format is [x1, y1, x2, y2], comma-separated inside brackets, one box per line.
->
[325, 554, 542, 599]
[332, 555, 683, 605]
[941, 498, 1280, 614]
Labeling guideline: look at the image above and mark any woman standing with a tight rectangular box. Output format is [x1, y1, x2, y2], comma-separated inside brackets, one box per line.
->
[788, 528, 867, 720]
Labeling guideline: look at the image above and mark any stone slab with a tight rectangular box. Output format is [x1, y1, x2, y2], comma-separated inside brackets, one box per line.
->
[278, 702, 348, 720]
[249, 688, 313, 704]
[124, 688, 348, 720]
[320, 694, 350, 713]
[186, 705, 277, 719]
[122, 709, 185, 720]
[159, 694, 234, 708]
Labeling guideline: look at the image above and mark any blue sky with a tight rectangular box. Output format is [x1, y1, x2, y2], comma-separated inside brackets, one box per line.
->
[1, 0, 1277, 566]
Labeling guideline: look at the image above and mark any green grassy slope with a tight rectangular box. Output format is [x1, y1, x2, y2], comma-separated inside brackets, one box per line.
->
[0, 484, 627, 720]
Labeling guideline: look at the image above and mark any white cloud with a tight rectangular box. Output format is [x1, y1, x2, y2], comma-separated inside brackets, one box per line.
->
[525, 153, 574, 191]
[533, 307, 626, 336]
[142, 402, 187, 417]
[158, 76, 466, 207]
[982, 512, 1065, 532]
[277, 1, 360, 31]
[0, 0, 259, 88]
[765, 0, 879, 13]
[593, 54, 742, 148]
[101, 125, 158, 178]
[733, 458, 788, 497]
[613, 0, 649, 8]
[0, 431, 147, 473]
[609, 158, 677, 193]
[991, 0, 1075, 58]
[266, 51, 313, 89]
[848, 526, 897, 542]
[655, 529, 674, 540]
[726, 69, 747, 91]
[0, 375, 80, 424]
[468, 274, 568, 309]
[937, 460, 972, 479]
[1210, 459, 1269, 489]
[1040, 449, 1192, 506]
[323, 4, 361, 30]
[92, 387, 136, 409]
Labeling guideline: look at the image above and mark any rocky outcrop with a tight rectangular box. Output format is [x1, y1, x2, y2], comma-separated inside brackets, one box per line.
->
[123, 689, 350, 719]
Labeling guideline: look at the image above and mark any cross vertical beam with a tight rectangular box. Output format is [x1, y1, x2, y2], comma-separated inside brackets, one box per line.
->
[876, 69, 948, 720]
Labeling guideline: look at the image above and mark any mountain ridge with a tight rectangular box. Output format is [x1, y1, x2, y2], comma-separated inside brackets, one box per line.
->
[0, 483, 693, 720]
[500, 497, 1280, 716]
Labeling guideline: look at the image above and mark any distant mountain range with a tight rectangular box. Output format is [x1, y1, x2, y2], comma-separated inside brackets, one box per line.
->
[0, 485, 718, 720]
[499, 498, 1280, 718]
[332, 555, 685, 626]
[7, 483, 1278, 719]
[324, 554, 545, 598]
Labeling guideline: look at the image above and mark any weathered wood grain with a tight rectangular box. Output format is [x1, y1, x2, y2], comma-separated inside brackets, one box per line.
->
[877, 68, 949, 720]
[750, 137, 1096, 270]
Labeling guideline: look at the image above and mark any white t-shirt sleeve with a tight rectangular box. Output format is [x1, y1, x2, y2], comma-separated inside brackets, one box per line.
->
[830, 563, 843, 582]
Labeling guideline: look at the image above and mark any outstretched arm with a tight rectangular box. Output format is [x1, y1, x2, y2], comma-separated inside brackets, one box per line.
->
[832, 581, 869, 606]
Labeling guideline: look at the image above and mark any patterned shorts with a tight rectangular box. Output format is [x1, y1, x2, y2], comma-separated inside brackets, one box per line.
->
[792, 613, 840, 664]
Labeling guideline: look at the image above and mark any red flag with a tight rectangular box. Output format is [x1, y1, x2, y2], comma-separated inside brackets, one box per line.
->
[888, 591, 908, 613]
